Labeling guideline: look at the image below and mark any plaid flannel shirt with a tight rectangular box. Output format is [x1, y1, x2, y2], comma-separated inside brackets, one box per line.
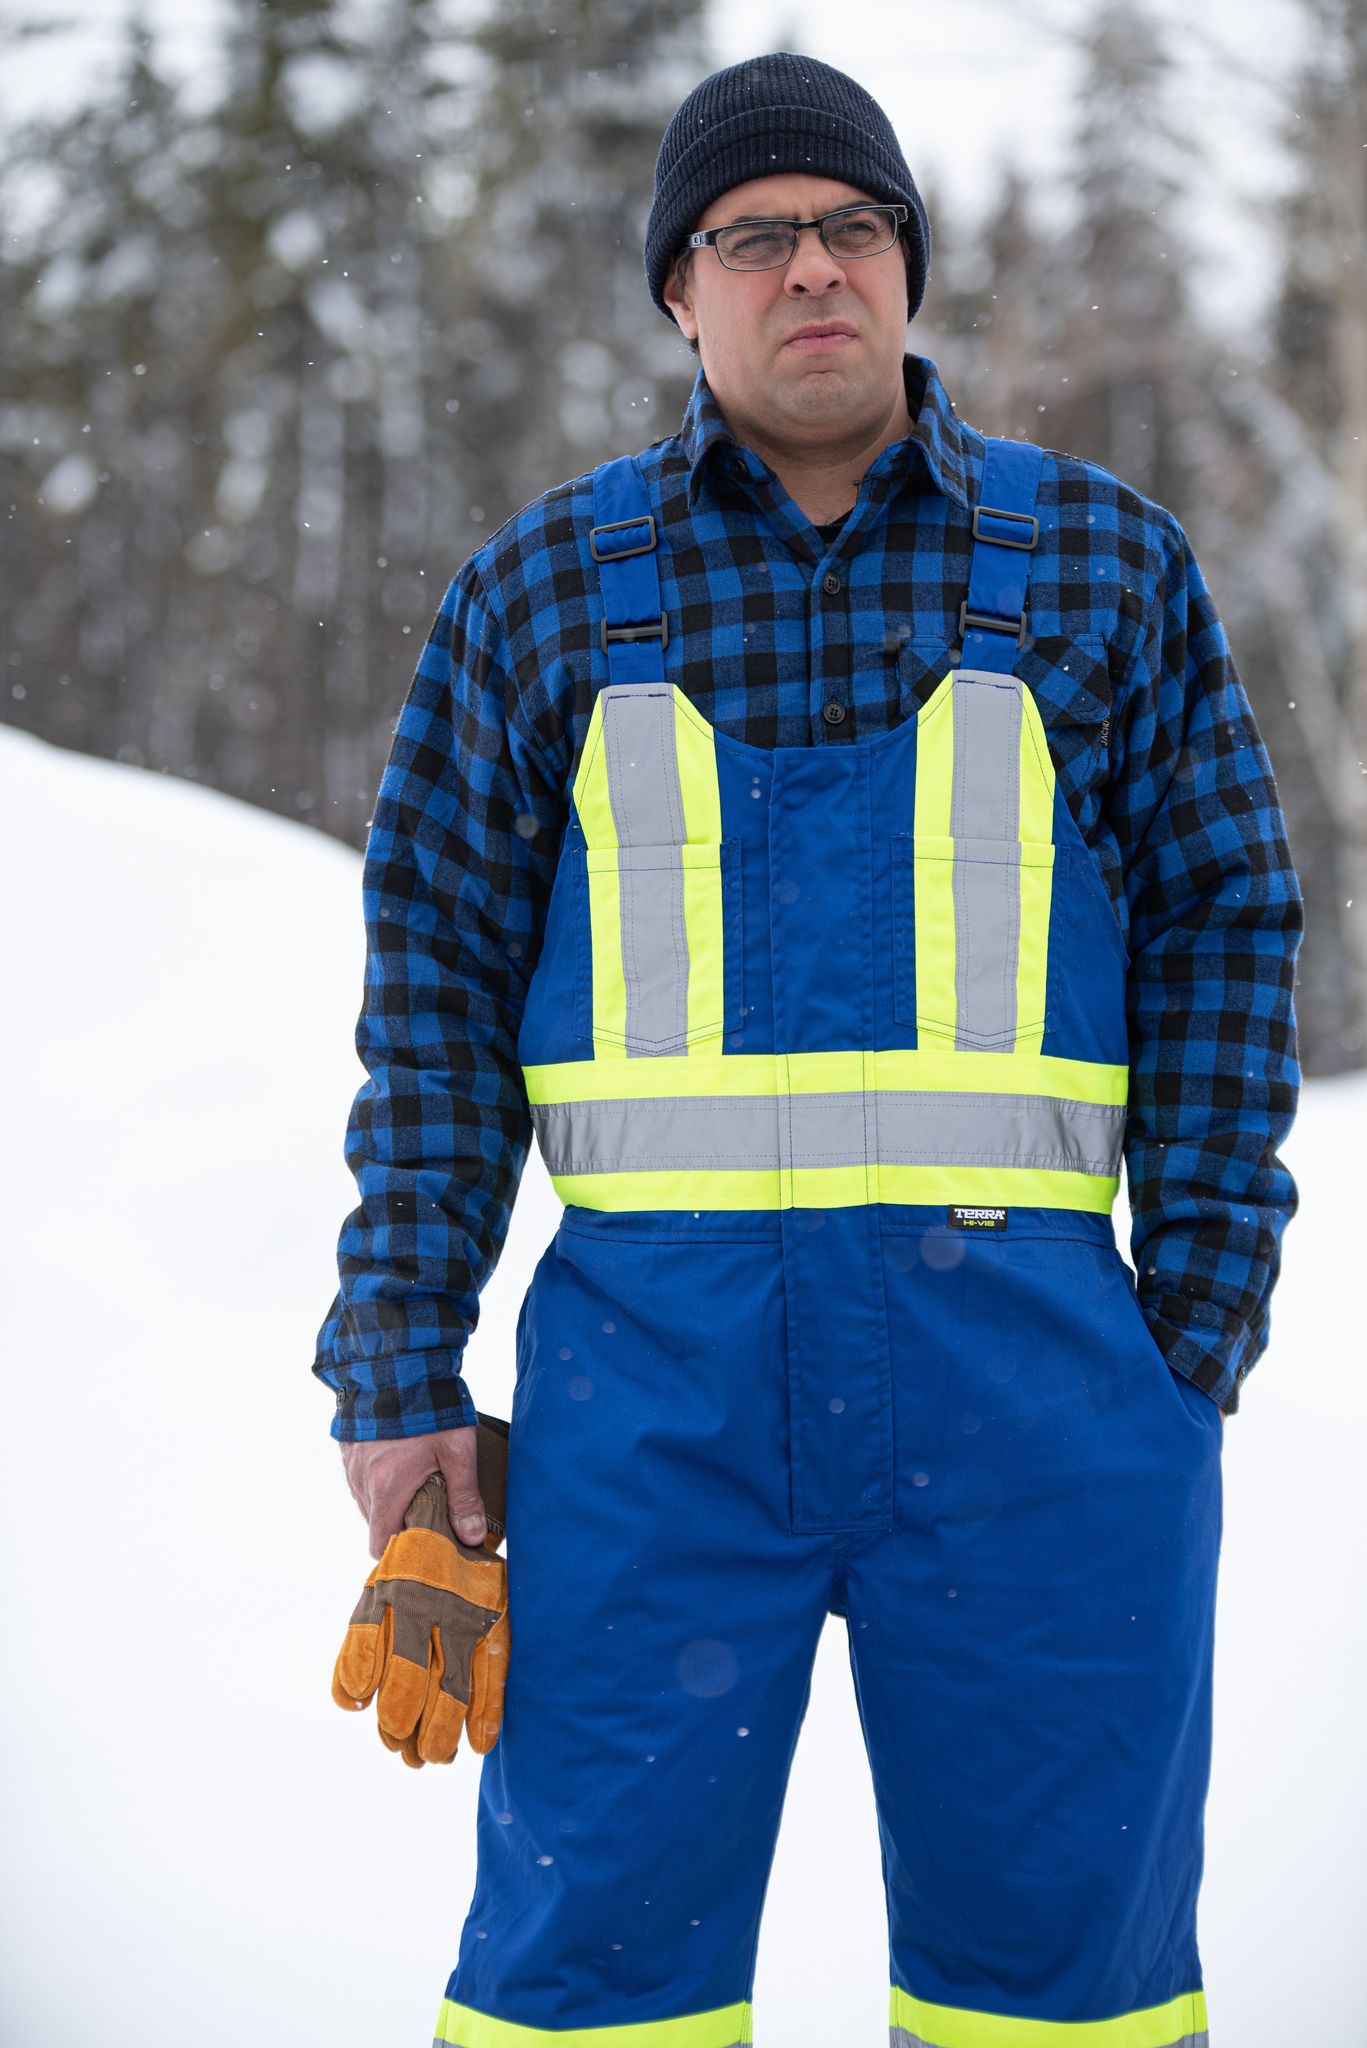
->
[312, 350, 1302, 1438]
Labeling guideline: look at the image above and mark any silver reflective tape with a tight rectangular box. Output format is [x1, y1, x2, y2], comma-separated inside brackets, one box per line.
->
[951, 671, 1024, 1050]
[891, 2031, 1205, 2048]
[600, 687, 688, 1058]
[876, 1089, 1122, 1175]
[601, 685, 686, 847]
[531, 1090, 1124, 1181]
[534, 1095, 778, 1176]
[616, 845, 690, 1056]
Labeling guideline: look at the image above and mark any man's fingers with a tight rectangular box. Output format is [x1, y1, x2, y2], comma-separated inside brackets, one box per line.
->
[339, 1425, 485, 1552]
[363, 1464, 437, 1558]
[339, 1446, 371, 1523]
[436, 1437, 487, 1546]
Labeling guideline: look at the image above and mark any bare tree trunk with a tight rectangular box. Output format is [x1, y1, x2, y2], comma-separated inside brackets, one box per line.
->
[1324, 8, 1367, 758]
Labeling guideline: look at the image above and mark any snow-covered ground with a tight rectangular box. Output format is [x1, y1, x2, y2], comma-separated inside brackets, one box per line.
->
[2, 721, 1363, 2047]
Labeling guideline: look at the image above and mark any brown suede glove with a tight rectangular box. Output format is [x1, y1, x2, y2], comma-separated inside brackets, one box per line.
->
[331, 1416, 510, 1767]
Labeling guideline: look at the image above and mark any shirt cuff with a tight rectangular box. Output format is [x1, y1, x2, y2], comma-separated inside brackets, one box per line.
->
[1140, 1296, 1259, 1417]
[318, 1350, 480, 1441]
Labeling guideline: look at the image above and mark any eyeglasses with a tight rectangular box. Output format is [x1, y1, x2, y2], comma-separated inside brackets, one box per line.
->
[685, 203, 909, 273]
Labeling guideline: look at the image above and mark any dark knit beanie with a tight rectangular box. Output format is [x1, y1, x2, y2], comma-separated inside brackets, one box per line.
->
[644, 53, 932, 327]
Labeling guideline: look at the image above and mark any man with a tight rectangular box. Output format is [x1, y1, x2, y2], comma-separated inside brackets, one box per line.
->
[315, 52, 1302, 2048]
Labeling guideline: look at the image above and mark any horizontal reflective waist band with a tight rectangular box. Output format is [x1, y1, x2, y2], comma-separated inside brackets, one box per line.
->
[522, 1049, 1127, 1215]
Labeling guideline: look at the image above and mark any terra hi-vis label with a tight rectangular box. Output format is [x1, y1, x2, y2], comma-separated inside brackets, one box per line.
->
[947, 1206, 1008, 1232]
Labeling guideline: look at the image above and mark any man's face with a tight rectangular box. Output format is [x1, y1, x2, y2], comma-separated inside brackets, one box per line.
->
[661, 172, 910, 445]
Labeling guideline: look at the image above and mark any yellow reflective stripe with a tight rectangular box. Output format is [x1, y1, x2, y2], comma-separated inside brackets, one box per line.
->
[434, 1996, 753, 2047]
[522, 1049, 1128, 1110]
[1013, 849, 1055, 1059]
[915, 672, 956, 831]
[669, 691, 726, 1052]
[889, 1047, 1124, 1102]
[671, 688, 723, 842]
[584, 851, 627, 1048]
[889, 1983, 1207, 2048]
[571, 688, 615, 848]
[1016, 684, 1058, 846]
[864, 1046, 880, 1204]
[907, 834, 957, 1048]
[524, 1051, 766, 1103]
[550, 1168, 784, 1212]
[877, 1162, 1117, 1212]
[1014, 687, 1057, 1058]
[545, 1164, 1118, 1215]
[573, 692, 628, 1054]
[681, 846, 726, 1053]
[914, 673, 957, 1039]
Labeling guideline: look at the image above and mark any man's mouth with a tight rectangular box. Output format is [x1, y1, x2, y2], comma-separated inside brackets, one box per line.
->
[783, 326, 858, 354]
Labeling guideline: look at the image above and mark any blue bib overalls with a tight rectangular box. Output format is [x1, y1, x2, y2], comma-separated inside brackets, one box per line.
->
[433, 440, 1224, 2048]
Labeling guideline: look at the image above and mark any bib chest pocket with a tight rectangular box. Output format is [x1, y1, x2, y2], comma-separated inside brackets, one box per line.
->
[891, 665, 1061, 1056]
[575, 836, 743, 1056]
[892, 831, 1057, 1049]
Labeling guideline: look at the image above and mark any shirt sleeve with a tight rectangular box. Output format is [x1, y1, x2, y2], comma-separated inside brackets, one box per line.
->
[312, 561, 566, 1440]
[1112, 508, 1304, 1415]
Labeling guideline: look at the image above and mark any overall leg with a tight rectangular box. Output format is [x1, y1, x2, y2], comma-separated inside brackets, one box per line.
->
[436, 1214, 833, 2046]
[845, 1227, 1222, 2045]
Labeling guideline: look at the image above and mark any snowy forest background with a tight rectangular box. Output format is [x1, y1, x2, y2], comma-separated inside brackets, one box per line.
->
[2, 0, 1365, 1076]
[3, 8, 1366, 2044]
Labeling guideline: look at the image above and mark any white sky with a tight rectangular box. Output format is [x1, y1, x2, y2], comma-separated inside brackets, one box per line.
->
[2, 698, 1367, 2042]
[0, 0, 1310, 335]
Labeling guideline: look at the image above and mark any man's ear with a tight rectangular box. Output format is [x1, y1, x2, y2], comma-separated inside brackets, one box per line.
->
[663, 251, 698, 341]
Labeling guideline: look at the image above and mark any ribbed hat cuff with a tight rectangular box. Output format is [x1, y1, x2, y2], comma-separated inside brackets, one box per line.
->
[656, 107, 912, 216]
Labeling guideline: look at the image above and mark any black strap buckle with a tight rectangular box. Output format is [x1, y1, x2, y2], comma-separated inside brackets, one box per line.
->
[601, 613, 670, 655]
[958, 597, 1027, 648]
[971, 504, 1039, 551]
[589, 514, 657, 562]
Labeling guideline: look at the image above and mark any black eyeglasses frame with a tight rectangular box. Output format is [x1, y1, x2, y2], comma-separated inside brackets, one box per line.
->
[684, 203, 910, 272]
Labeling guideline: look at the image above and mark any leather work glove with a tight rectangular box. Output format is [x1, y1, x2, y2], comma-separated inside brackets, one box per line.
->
[331, 1414, 510, 1767]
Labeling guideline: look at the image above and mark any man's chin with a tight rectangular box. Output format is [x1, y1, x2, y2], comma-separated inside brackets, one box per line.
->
[779, 360, 867, 407]
[779, 348, 859, 370]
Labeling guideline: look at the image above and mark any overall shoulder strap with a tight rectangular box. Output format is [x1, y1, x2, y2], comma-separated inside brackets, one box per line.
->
[588, 454, 668, 686]
[960, 437, 1044, 675]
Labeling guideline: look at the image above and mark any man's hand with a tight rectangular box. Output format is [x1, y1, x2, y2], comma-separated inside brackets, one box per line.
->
[341, 1425, 487, 1559]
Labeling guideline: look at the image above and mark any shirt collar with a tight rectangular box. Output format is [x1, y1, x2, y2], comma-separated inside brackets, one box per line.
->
[678, 349, 972, 514]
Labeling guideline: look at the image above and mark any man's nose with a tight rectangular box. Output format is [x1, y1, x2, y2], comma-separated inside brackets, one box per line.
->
[784, 224, 848, 290]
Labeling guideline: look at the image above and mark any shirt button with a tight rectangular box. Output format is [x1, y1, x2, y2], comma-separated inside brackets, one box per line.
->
[822, 571, 842, 595]
[822, 700, 847, 725]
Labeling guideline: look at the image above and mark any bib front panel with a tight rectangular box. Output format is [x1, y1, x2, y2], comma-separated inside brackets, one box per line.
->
[435, 445, 1222, 2048]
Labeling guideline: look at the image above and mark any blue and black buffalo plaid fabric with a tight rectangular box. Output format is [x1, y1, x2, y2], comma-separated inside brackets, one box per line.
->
[312, 350, 1302, 1438]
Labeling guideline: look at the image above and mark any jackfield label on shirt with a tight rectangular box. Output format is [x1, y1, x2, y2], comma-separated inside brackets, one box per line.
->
[947, 1205, 1008, 1232]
